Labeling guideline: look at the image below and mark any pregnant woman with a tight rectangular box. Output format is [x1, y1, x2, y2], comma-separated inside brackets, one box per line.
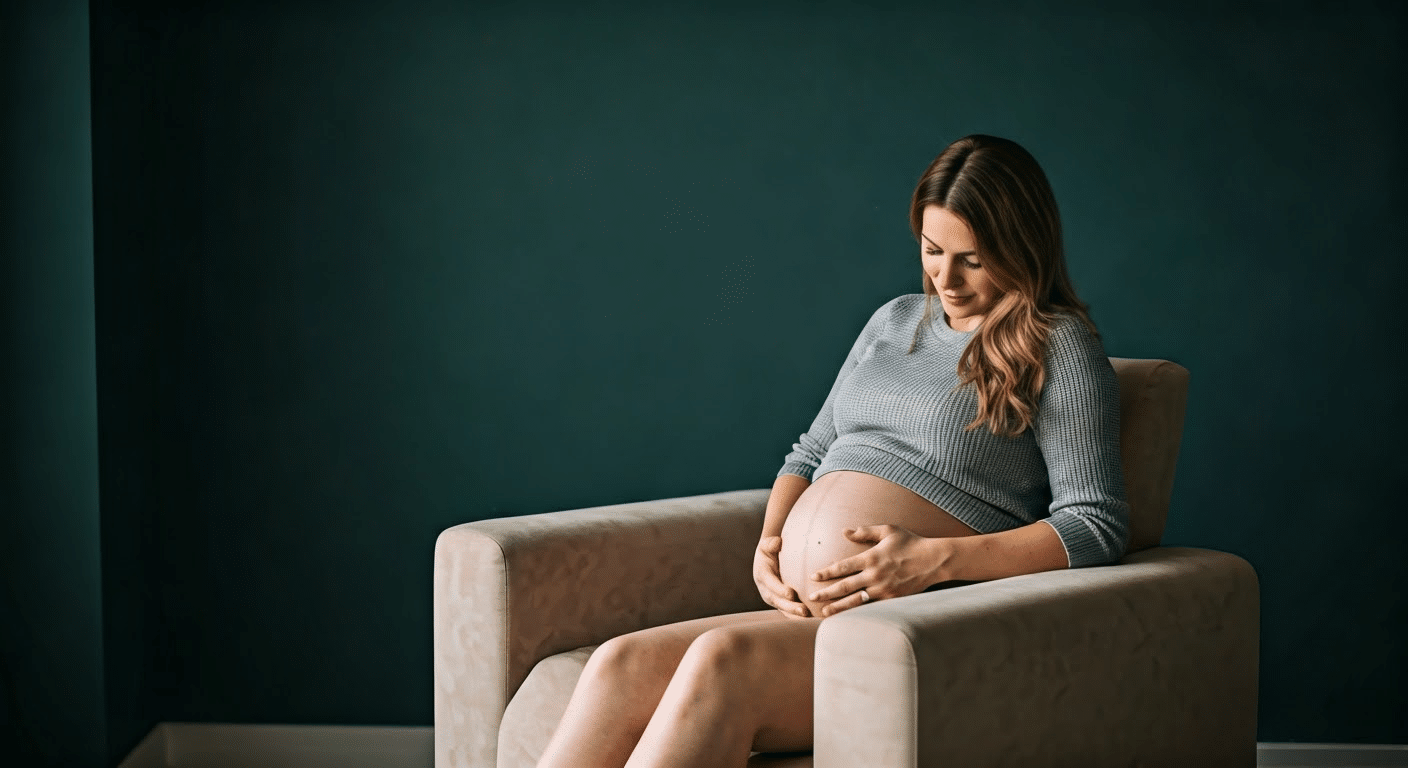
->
[535, 134, 1129, 768]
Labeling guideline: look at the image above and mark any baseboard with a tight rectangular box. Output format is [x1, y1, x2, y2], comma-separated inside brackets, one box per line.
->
[116, 724, 1408, 768]
[116, 723, 433, 768]
[1257, 743, 1408, 767]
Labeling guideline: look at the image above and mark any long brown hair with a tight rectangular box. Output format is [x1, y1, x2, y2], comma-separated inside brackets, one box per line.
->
[906, 135, 1097, 437]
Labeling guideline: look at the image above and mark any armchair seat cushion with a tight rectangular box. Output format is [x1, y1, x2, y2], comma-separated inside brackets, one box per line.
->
[497, 645, 598, 768]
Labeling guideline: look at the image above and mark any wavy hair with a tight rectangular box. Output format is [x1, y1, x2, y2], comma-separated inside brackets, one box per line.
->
[906, 135, 1098, 437]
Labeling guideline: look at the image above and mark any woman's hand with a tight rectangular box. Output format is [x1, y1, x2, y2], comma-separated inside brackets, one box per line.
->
[754, 536, 812, 619]
[808, 525, 948, 617]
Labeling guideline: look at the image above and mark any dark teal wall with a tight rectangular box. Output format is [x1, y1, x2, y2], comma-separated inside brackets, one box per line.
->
[86, 0, 1405, 747]
[88, 0, 188, 755]
[0, 1, 107, 765]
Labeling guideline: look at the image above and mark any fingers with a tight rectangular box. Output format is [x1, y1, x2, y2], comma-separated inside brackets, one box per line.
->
[759, 567, 797, 602]
[756, 549, 797, 602]
[813, 526, 897, 581]
[808, 575, 865, 605]
[766, 592, 813, 618]
[760, 586, 804, 618]
[818, 588, 871, 618]
[755, 538, 805, 616]
[845, 525, 893, 543]
[811, 555, 863, 584]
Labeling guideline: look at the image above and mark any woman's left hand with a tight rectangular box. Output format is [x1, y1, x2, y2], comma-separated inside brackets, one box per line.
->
[808, 525, 948, 617]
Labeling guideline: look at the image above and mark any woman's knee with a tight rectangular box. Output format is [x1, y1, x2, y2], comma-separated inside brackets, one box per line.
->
[676, 627, 761, 689]
[584, 634, 646, 683]
[582, 631, 685, 690]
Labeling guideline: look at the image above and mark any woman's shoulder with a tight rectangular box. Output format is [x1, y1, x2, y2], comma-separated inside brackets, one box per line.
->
[881, 293, 929, 319]
[1044, 309, 1110, 365]
[859, 293, 927, 329]
[1039, 310, 1118, 408]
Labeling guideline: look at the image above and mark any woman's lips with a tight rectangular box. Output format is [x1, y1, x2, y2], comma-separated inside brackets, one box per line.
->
[944, 295, 973, 303]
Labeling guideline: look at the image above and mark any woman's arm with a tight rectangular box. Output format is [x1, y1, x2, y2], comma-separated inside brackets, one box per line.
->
[1029, 318, 1130, 566]
[762, 473, 810, 539]
[920, 520, 1068, 582]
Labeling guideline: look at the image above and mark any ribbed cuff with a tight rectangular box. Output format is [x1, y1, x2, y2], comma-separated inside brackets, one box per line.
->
[1043, 512, 1114, 568]
[776, 462, 817, 481]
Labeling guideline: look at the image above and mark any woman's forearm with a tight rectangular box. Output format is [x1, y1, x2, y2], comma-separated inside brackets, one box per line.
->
[761, 473, 811, 539]
[927, 520, 1069, 583]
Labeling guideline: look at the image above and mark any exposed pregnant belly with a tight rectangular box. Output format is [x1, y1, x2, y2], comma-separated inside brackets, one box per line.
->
[778, 470, 982, 616]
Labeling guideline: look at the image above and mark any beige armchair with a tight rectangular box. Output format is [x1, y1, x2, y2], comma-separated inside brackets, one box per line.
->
[434, 358, 1260, 768]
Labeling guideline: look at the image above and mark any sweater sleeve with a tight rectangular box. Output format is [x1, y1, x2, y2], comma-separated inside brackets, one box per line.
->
[776, 298, 898, 481]
[1032, 316, 1131, 567]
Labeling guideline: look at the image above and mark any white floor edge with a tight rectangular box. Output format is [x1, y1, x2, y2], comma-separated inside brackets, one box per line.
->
[117, 723, 435, 768]
[116, 723, 1408, 768]
[1258, 742, 1408, 767]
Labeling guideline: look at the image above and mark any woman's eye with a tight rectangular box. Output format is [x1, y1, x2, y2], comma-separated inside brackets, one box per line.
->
[924, 248, 979, 269]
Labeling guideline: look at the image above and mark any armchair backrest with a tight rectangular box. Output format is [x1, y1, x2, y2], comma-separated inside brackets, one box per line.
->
[1109, 358, 1190, 554]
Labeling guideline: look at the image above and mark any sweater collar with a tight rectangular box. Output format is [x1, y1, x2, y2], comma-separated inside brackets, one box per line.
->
[923, 295, 976, 341]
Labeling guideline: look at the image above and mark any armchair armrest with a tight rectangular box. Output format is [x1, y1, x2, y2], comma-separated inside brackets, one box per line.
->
[814, 546, 1259, 768]
[433, 488, 770, 768]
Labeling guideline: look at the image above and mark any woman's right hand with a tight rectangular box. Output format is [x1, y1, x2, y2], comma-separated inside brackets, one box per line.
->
[754, 535, 811, 618]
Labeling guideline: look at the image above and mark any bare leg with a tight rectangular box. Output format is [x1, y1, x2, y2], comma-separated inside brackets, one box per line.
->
[625, 616, 822, 768]
[535, 609, 785, 768]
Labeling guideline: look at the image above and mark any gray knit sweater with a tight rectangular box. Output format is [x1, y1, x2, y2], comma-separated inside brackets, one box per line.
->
[777, 293, 1130, 568]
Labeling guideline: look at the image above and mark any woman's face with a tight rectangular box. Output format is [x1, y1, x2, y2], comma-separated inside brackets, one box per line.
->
[920, 205, 1002, 333]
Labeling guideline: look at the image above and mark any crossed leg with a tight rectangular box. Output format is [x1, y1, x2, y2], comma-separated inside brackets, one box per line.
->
[535, 609, 822, 768]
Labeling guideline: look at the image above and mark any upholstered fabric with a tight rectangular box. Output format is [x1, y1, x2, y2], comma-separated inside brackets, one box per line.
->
[496, 645, 597, 768]
[434, 357, 1257, 768]
[1109, 358, 1189, 553]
